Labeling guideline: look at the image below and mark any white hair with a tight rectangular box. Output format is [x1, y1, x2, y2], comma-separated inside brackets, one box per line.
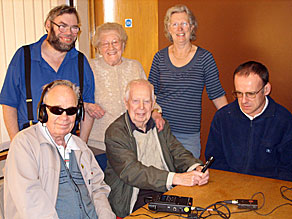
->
[124, 79, 155, 102]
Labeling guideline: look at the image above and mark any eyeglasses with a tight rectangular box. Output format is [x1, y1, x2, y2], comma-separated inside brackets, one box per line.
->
[232, 85, 265, 99]
[46, 105, 78, 116]
[170, 22, 189, 29]
[99, 39, 121, 49]
[50, 20, 80, 34]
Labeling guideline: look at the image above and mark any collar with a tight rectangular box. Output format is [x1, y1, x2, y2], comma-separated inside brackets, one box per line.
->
[240, 96, 269, 120]
[38, 122, 80, 151]
[126, 111, 155, 133]
[30, 34, 78, 62]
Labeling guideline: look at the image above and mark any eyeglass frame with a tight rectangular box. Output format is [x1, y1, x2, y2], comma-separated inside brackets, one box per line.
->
[169, 22, 190, 29]
[232, 84, 266, 99]
[50, 20, 80, 34]
[98, 39, 122, 49]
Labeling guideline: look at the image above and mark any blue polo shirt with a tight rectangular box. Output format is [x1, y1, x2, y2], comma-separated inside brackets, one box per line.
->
[0, 34, 95, 130]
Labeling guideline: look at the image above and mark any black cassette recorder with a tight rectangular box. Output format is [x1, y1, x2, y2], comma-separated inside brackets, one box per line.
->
[148, 194, 193, 214]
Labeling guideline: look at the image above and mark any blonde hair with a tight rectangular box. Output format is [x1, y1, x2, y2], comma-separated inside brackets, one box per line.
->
[164, 4, 198, 42]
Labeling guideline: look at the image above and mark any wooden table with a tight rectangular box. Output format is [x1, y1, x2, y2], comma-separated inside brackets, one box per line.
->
[0, 151, 8, 161]
[125, 169, 292, 218]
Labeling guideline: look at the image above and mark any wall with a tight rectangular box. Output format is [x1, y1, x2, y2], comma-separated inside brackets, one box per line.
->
[158, 0, 292, 160]
[76, 0, 90, 56]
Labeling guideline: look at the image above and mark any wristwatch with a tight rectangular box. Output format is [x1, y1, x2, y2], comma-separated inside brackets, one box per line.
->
[152, 108, 162, 114]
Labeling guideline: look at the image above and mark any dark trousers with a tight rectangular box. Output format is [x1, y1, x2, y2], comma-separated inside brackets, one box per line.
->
[132, 189, 163, 212]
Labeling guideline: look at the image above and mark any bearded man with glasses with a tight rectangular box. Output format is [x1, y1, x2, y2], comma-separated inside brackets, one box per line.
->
[205, 61, 292, 181]
[4, 80, 115, 218]
[0, 5, 96, 142]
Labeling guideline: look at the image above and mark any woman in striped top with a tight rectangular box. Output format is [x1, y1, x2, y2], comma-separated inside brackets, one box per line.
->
[148, 4, 228, 158]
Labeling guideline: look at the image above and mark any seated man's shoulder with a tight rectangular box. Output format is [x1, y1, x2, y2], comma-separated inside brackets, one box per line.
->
[105, 113, 127, 135]
[273, 99, 292, 119]
[9, 124, 42, 155]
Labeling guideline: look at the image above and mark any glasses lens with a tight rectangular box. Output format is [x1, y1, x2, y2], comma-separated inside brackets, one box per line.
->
[171, 23, 178, 28]
[232, 91, 242, 98]
[246, 93, 256, 98]
[71, 27, 80, 34]
[46, 105, 77, 116]
[112, 40, 120, 47]
[100, 42, 109, 48]
[66, 107, 78, 115]
[47, 106, 64, 115]
[100, 40, 121, 49]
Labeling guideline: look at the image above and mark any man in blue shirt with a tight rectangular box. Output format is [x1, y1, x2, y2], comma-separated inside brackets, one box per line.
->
[0, 5, 96, 141]
[205, 61, 292, 181]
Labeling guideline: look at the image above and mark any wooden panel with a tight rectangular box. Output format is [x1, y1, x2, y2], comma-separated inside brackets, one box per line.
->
[0, 0, 7, 83]
[158, 0, 292, 161]
[76, 0, 90, 56]
[93, 0, 158, 76]
[43, 0, 52, 19]
[34, 0, 44, 39]
[13, 0, 26, 46]
[23, 0, 36, 43]
[0, 0, 6, 144]
[2, 0, 16, 61]
[88, 0, 96, 57]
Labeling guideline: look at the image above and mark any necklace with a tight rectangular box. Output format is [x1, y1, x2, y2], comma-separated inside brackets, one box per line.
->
[172, 45, 192, 60]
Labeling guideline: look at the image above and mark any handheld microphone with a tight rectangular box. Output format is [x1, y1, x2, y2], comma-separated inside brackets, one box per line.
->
[201, 156, 214, 173]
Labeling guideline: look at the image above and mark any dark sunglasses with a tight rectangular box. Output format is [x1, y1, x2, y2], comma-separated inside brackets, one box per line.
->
[45, 105, 78, 116]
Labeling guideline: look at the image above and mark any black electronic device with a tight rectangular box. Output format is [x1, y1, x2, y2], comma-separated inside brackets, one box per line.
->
[148, 194, 193, 214]
[237, 199, 258, 210]
[201, 156, 214, 173]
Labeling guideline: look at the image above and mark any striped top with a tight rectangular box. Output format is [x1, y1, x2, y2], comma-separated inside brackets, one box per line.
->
[148, 47, 225, 134]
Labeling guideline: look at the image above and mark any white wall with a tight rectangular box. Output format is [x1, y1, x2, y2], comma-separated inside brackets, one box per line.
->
[0, 0, 67, 144]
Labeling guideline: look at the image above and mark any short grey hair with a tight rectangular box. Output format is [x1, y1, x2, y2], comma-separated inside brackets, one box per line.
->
[125, 79, 155, 102]
[164, 4, 198, 42]
[92, 22, 128, 52]
[43, 80, 80, 104]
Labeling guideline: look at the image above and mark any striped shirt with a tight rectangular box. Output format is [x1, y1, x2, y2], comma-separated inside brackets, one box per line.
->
[148, 47, 225, 133]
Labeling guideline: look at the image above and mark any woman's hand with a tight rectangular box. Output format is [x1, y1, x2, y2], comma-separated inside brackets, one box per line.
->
[84, 103, 105, 119]
[152, 110, 165, 132]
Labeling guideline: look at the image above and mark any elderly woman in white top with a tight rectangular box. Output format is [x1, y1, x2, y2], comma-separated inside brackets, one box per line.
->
[87, 22, 164, 151]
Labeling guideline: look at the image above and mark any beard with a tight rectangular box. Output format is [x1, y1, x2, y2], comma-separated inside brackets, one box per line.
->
[47, 26, 77, 52]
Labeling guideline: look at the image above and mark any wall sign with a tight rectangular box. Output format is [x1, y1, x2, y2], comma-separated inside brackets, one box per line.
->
[125, 18, 132, 28]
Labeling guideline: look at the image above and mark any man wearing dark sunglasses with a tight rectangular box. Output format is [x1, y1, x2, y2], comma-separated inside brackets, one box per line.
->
[4, 80, 115, 218]
[0, 5, 97, 142]
[205, 61, 292, 181]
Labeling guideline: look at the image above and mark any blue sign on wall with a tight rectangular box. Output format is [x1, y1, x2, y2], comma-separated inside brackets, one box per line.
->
[125, 18, 132, 28]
